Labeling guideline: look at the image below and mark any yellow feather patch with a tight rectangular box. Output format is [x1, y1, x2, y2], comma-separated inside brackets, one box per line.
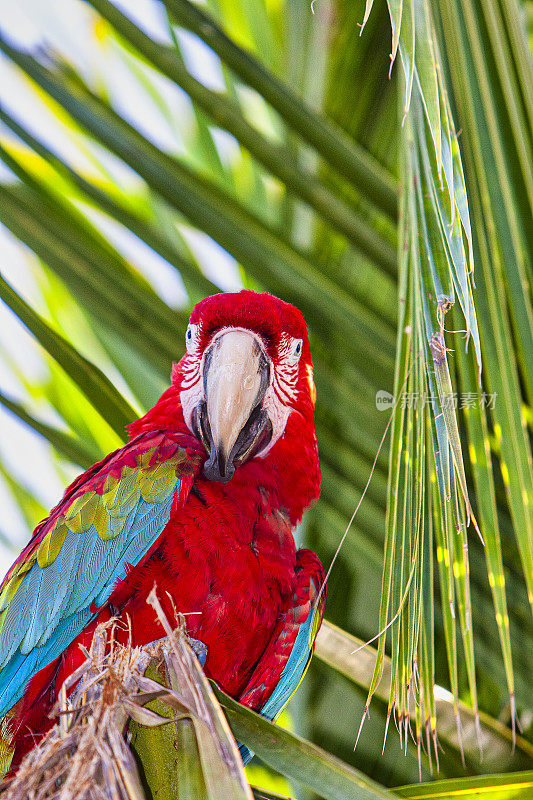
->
[64, 491, 99, 534]
[3, 447, 183, 588]
[140, 461, 177, 503]
[137, 447, 157, 468]
[0, 715, 14, 777]
[106, 470, 140, 517]
[306, 364, 316, 406]
[100, 474, 121, 510]
[92, 503, 127, 541]
[37, 521, 68, 568]
[13, 559, 35, 579]
[93, 503, 113, 540]
[0, 575, 25, 612]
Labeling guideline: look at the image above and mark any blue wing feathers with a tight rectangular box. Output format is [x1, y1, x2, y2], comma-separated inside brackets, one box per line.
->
[0, 495, 176, 715]
[238, 605, 318, 766]
[260, 606, 315, 721]
[0, 607, 94, 718]
[0, 436, 190, 719]
[34, 534, 87, 650]
[236, 551, 325, 767]
[70, 511, 135, 613]
[77, 526, 101, 582]
[49, 534, 82, 624]
[0, 581, 29, 666]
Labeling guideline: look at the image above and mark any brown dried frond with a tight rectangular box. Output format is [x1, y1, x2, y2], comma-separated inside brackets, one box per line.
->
[0, 618, 149, 800]
[0, 591, 251, 800]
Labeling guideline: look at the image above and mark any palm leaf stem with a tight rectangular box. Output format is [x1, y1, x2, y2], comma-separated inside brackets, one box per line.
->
[214, 686, 395, 800]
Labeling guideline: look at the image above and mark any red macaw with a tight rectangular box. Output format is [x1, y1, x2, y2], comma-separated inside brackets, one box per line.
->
[0, 290, 325, 769]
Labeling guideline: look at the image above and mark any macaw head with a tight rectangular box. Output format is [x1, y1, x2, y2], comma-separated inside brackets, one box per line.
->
[175, 290, 317, 484]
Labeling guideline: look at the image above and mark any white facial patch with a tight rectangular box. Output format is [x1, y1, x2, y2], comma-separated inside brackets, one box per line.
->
[180, 322, 204, 430]
[179, 326, 303, 460]
[255, 332, 302, 457]
[260, 386, 291, 457]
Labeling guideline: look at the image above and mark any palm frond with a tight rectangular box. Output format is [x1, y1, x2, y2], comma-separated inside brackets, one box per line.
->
[355, 0, 532, 762]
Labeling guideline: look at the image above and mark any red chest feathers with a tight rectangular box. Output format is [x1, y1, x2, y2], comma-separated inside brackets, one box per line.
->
[114, 478, 298, 696]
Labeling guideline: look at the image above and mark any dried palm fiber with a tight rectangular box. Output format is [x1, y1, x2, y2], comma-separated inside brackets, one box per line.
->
[0, 588, 252, 800]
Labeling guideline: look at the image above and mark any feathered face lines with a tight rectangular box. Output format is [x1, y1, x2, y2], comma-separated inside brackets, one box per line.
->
[272, 332, 302, 405]
[180, 320, 204, 390]
[177, 291, 315, 483]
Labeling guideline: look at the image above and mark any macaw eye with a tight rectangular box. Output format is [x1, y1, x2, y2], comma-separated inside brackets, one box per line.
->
[289, 338, 303, 362]
[185, 323, 198, 353]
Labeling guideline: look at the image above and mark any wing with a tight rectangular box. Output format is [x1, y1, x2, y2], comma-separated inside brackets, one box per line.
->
[0, 429, 202, 717]
[237, 549, 326, 764]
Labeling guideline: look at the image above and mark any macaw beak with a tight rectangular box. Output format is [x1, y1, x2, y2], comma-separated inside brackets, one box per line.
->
[195, 329, 272, 482]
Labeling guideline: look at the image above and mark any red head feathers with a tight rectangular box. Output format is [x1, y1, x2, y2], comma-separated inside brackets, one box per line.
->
[129, 290, 320, 525]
